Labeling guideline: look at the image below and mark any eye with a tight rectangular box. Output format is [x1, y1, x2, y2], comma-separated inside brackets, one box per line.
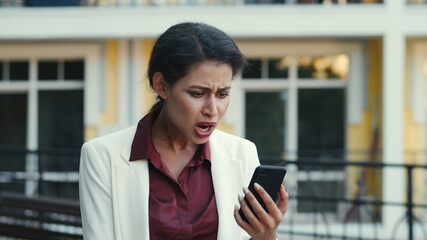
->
[189, 91, 204, 98]
[218, 91, 230, 98]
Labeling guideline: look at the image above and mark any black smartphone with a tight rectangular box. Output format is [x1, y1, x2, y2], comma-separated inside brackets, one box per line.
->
[239, 165, 287, 223]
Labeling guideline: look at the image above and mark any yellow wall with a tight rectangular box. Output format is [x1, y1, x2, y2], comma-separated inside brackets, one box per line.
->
[85, 40, 119, 141]
[346, 38, 426, 213]
[141, 39, 157, 114]
[99, 40, 119, 124]
[404, 41, 425, 206]
[346, 38, 383, 207]
[217, 121, 236, 135]
[84, 126, 97, 142]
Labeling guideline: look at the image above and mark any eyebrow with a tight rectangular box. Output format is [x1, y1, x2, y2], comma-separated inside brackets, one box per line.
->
[188, 85, 231, 91]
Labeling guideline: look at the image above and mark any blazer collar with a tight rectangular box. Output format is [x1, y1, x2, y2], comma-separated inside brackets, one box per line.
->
[119, 127, 137, 166]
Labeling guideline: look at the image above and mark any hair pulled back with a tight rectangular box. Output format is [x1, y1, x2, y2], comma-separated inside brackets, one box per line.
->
[147, 22, 246, 109]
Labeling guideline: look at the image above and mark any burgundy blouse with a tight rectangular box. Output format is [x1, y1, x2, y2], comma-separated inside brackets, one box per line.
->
[129, 107, 219, 240]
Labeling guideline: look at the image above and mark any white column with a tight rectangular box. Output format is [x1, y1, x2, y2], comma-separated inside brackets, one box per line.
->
[130, 39, 144, 123]
[227, 79, 244, 137]
[286, 57, 297, 161]
[382, 31, 406, 236]
[25, 58, 38, 197]
[382, 0, 408, 238]
[284, 57, 298, 223]
[84, 45, 101, 128]
[118, 39, 131, 128]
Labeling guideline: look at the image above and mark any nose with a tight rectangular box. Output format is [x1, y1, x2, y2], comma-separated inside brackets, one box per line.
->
[202, 95, 218, 118]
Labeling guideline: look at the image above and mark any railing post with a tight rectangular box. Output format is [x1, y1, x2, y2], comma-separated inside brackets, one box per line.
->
[406, 166, 414, 240]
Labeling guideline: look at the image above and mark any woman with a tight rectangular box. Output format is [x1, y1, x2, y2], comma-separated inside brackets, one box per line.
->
[79, 22, 288, 240]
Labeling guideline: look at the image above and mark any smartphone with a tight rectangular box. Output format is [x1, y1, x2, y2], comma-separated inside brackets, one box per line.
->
[239, 165, 287, 223]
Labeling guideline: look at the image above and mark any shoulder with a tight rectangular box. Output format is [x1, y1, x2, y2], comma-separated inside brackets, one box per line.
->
[82, 126, 137, 155]
[85, 126, 136, 145]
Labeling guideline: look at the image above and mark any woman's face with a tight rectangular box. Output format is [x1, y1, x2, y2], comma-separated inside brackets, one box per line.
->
[161, 61, 232, 145]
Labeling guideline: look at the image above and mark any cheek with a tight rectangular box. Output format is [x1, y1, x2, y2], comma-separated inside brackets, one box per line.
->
[176, 98, 202, 117]
[218, 100, 230, 116]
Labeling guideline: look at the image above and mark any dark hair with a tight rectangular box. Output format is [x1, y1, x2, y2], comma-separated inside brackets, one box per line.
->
[147, 22, 246, 109]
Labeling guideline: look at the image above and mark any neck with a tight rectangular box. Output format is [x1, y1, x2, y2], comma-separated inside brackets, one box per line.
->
[152, 107, 196, 153]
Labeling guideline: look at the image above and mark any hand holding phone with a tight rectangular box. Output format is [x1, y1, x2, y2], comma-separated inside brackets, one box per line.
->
[239, 165, 287, 223]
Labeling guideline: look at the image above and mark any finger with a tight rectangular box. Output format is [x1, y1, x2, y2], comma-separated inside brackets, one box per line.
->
[238, 191, 264, 230]
[243, 186, 273, 227]
[276, 185, 289, 215]
[233, 204, 255, 236]
[253, 183, 282, 220]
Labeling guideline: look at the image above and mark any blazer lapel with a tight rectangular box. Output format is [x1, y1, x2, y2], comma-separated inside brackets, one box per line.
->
[114, 147, 150, 240]
[210, 137, 245, 240]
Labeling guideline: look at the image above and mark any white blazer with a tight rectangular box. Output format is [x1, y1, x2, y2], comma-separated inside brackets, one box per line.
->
[79, 127, 260, 240]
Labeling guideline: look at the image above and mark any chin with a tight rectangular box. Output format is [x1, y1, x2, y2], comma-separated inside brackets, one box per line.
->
[194, 137, 210, 145]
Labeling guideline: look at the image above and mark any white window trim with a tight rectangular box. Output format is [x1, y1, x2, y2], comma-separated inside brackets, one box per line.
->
[0, 43, 101, 127]
[0, 43, 101, 196]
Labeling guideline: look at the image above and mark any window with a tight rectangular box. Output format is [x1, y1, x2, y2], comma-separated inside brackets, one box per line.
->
[297, 55, 349, 80]
[298, 88, 345, 162]
[0, 93, 28, 192]
[38, 61, 58, 80]
[0, 61, 3, 81]
[0, 57, 84, 199]
[243, 58, 289, 79]
[237, 45, 359, 216]
[64, 59, 85, 80]
[243, 59, 262, 79]
[297, 88, 345, 213]
[38, 59, 85, 81]
[10, 61, 29, 81]
[242, 55, 346, 162]
[246, 91, 286, 156]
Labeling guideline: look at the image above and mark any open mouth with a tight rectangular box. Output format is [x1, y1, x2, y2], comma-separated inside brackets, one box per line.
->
[195, 122, 216, 137]
[197, 124, 212, 132]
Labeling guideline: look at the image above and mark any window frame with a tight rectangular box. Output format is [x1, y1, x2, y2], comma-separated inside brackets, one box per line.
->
[0, 43, 101, 196]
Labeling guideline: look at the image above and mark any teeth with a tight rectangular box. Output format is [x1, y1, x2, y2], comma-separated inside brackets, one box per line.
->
[199, 126, 209, 132]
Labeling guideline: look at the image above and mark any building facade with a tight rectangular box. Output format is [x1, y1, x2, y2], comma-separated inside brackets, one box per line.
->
[1, 0, 427, 239]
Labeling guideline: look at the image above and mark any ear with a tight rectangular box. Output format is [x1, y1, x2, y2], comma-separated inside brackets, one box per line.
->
[152, 72, 169, 100]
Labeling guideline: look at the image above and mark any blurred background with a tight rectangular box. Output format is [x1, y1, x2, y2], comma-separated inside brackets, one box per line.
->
[0, 0, 427, 239]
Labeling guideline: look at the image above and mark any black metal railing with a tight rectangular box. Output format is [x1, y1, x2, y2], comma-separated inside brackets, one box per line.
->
[261, 157, 427, 240]
[0, 192, 82, 240]
[1, 148, 427, 239]
[0, 147, 80, 200]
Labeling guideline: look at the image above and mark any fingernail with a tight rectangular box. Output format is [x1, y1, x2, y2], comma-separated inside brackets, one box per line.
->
[243, 187, 250, 195]
[238, 194, 244, 201]
[254, 182, 262, 190]
[234, 204, 239, 211]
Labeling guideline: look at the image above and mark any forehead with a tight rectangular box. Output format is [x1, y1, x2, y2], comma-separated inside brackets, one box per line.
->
[178, 61, 233, 86]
